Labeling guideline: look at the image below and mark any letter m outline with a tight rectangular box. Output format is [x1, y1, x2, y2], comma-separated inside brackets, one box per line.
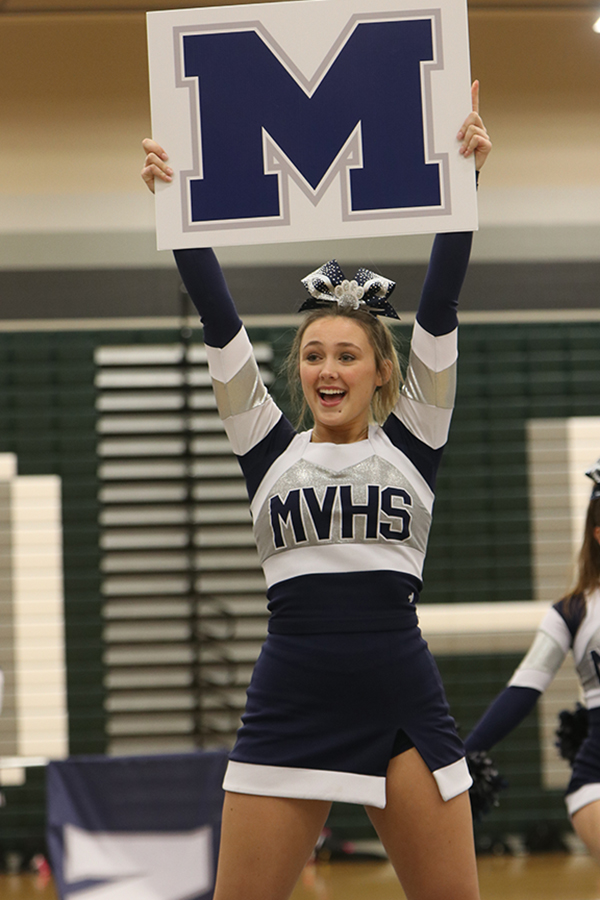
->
[174, 12, 449, 232]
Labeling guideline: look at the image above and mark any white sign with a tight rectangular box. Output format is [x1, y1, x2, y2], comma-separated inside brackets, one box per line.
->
[64, 824, 213, 900]
[147, 0, 477, 249]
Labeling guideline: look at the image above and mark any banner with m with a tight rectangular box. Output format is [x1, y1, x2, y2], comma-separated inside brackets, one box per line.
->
[147, 0, 476, 249]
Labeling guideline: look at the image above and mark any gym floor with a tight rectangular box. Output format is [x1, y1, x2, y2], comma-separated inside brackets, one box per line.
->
[2, 854, 600, 900]
[291, 855, 600, 899]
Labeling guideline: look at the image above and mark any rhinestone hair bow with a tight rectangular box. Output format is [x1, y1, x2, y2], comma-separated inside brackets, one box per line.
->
[586, 458, 600, 500]
[299, 259, 399, 320]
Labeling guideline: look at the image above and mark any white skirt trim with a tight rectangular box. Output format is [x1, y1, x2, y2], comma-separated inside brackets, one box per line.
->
[223, 760, 387, 808]
[566, 782, 600, 816]
[433, 757, 473, 802]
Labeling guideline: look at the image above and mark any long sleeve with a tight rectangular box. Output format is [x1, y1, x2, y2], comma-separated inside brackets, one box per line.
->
[174, 247, 242, 349]
[464, 686, 541, 753]
[173, 246, 279, 454]
[416, 232, 473, 337]
[383, 231, 472, 489]
[173, 247, 295, 501]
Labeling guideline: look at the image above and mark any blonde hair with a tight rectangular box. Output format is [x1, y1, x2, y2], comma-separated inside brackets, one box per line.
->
[285, 306, 402, 429]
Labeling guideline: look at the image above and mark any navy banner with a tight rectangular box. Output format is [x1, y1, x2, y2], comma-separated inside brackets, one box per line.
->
[47, 751, 228, 900]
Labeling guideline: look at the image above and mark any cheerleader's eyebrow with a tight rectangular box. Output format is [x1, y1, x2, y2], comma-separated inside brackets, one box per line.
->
[302, 340, 361, 350]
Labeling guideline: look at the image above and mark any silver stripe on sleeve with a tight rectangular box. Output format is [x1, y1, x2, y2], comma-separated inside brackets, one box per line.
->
[393, 395, 454, 450]
[212, 354, 268, 420]
[403, 351, 456, 410]
[508, 630, 567, 688]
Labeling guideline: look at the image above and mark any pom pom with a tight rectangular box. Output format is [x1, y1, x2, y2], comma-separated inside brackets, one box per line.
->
[555, 704, 588, 765]
[466, 750, 508, 821]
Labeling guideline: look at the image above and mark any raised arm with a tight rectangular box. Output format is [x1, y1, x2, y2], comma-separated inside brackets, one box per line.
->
[385, 229, 471, 487]
[417, 80, 491, 338]
[141, 139, 242, 348]
[383, 84, 491, 485]
[141, 139, 294, 494]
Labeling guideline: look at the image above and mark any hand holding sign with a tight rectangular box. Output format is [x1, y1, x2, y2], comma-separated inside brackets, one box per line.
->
[141, 138, 172, 193]
[457, 81, 492, 171]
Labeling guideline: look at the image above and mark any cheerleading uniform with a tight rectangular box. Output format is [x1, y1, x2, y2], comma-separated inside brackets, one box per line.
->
[465, 587, 600, 816]
[175, 232, 474, 809]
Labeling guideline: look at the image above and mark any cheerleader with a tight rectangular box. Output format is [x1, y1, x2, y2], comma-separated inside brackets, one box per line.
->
[465, 459, 600, 862]
[142, 83, 491, 900]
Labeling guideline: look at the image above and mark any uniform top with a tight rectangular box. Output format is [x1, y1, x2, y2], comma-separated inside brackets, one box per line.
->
[174, 232, 473, 635]
[509, 589, 600, 709]
[465, 587, 600, 754]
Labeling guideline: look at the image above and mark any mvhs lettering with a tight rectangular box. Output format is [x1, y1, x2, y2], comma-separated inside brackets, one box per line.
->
[270, 485, 412, 548]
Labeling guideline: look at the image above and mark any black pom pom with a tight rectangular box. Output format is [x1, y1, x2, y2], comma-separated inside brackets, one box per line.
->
[555, 704, 588, 765]
[466, 750, 508, 821]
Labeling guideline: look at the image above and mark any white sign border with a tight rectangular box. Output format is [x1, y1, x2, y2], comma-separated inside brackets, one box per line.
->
[147, 0, 477, 249]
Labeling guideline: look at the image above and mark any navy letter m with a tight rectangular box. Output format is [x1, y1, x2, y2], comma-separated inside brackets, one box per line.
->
[181, 18, 441, 223]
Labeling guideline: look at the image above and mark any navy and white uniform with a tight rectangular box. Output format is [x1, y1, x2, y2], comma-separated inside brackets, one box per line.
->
[465, 588, 600, 816]
[175, 232, 474, 809]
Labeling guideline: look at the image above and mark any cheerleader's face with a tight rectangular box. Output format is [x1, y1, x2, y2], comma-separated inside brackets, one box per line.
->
[299, 317, 386, 443]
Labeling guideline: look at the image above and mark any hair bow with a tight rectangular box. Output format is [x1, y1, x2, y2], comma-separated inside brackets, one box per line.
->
[299, 259, 399, 320]
[586, 458, 600, 500]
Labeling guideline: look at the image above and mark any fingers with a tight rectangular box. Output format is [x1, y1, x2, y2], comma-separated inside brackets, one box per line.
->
[459, 121, 492, 170]
[456, 108, 484, 142]
[456, 80, 482, 141]
[471, 79, 479, 114]
[140, 138, 173, 194]
[460, 130, 492, 169]
[456, 81, 492, 170]
[142, 137, 167, 157]
[459, 121, 488, 155]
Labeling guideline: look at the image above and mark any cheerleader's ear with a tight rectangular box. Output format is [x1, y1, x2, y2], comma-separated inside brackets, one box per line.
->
[377, 358, 393, 387]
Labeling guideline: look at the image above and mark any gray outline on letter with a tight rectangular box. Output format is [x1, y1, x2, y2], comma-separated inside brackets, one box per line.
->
[172, 11, 450, 234]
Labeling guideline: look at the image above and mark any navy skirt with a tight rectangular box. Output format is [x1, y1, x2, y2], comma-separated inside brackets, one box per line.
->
[222, 627, 471, 808]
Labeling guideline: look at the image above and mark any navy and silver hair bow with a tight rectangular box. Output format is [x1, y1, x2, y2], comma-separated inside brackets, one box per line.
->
[299, 259, 399, 320]
[586, 458, 600, 500]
